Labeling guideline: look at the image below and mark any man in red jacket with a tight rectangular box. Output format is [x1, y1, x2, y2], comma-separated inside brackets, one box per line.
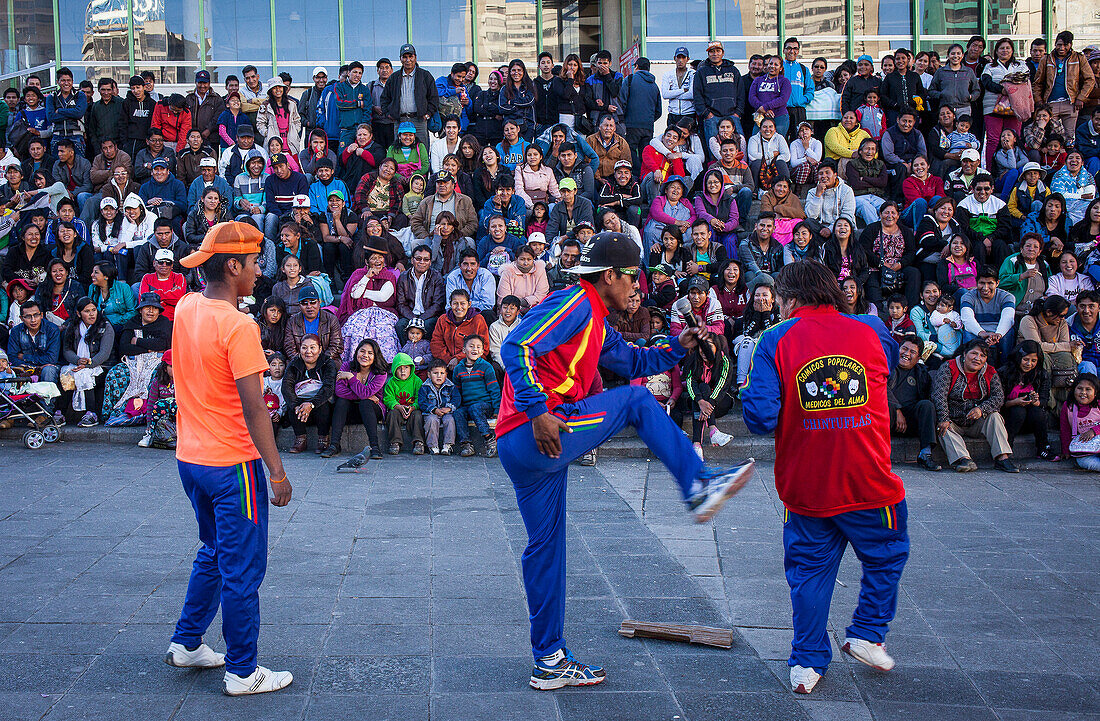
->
[741, 260, 908, 695]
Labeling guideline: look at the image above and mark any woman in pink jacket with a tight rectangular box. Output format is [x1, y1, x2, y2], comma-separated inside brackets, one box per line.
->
[495, 245, 549, 313]
[514, 144, 560, 207]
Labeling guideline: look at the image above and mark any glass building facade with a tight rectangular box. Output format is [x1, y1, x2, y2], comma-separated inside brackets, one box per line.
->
[0, 0, 1097, 85]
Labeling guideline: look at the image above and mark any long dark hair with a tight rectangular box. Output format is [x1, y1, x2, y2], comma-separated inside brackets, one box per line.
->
[61, 296, 108, 351]
[258, 295, 288, 351]
[503, 59, 535, 100]
[350, 338, 388, 376]
[716, 258, 747, 294]
[266, 83, 289, 112]
[457, 134, 481, 173]
[1069, 373, 1100, 409]
[998, 339, 1044, 392]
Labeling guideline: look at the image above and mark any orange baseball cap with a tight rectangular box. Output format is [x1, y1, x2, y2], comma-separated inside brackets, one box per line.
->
[180, 221, 265, 268]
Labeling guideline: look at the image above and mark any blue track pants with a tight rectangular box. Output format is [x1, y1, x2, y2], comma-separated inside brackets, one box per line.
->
[498, 385, 704, 659]
[783, 500, 909, 673]
[172, 459, 269, 676]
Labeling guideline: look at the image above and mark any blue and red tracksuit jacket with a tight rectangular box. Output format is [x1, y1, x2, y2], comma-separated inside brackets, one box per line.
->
[497, 279, 685, 437]
[740, 304, 905, 518]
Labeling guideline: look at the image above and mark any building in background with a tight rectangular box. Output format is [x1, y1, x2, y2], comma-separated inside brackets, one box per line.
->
[0, 0, 1096, 85]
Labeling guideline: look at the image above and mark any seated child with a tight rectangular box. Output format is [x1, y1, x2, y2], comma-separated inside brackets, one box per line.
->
[401, 174, 427, 218]
[886, 294, 916, 341]
[527, 231, 553, 267]
[930, 294, 963, 358]
[398, 317, 432, 378]
[382, 352, 426, 455]
[140, 350, 177, 449]
[264, 352, 287, 429]
[647, 263, 678, 311]
[452, 334, 501, 457]
[672, 335, 736, 459]
[1039, 136, 1067, 176]
[418, 359, 461, 454]
[947, 114, 981, 156]
[489, 295, 522, 367]
[6, 280, 32, 328]
[1061, 373, 1100, 471]
[526, 202, 549, 239]
[856, 89, 886, 141]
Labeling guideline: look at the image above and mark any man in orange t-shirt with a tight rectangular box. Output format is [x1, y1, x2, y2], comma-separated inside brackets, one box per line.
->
[165, 221, 295, 697]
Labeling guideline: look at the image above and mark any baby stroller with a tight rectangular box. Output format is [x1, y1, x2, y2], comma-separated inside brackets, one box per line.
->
[0, 378, 62, 449]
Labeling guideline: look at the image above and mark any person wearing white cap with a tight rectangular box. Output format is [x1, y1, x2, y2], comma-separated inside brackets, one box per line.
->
[186, 155, 233, 210]
[945, 147, 983, 202]
[138, 246, 188, 321]
[118, 193, 157, 256]
[299, 66, 332, 138]
[1006, 161, 1049, 226]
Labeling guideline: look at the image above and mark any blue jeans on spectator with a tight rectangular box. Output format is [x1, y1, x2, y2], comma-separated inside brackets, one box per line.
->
[771, 114, 790, 138]
[962, 328, 1014, 365]
[51, 135, 86, 158]
[732, 186, 753, 226]
[236, 212, 280, 242]
[454, 401, 494, 442]
[855, 194, 886, 226]
[902, 196, 942, 229]
[1077, 454, 1100, 471]
[996, 170, 1020, 201]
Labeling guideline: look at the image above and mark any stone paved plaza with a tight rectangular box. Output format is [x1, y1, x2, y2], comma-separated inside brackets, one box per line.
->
[0, 442, 1098, 720]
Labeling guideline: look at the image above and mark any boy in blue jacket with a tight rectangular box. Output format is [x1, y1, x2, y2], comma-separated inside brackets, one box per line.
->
[452, 334, 501, 457]
[418, 358, 461, 454]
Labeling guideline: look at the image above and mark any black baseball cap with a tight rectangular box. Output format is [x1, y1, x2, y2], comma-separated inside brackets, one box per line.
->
[568, 232, 640, 274]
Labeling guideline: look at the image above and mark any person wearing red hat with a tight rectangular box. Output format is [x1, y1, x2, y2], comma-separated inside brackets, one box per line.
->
[165, 221, 294, 695]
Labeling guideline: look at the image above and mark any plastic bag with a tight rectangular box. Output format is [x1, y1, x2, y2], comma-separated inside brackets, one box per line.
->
[1003, 80, 1034, 121]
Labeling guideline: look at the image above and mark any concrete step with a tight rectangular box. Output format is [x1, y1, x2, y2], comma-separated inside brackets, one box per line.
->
[6, 416, 1032, 466]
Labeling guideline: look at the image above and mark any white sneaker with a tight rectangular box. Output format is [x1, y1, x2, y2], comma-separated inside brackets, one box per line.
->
[223, 665, 294, 696]
[430, 445, 440, 454]
[790, 665, 822, 694]
[842, 637, 895, 671]
[441, 443, 453, 456]
[693, 443, 705, 460]
[164, 642, 225, 668]
[710, 429, 733, 446]
[138, 433, 153, 448]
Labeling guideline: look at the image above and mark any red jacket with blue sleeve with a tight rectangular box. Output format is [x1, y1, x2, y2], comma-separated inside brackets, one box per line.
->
[496, 279, 686, 437]
[740, 304, 905, 517]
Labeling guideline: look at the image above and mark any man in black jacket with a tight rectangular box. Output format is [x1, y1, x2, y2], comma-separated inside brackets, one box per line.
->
[880, 49, 927, 127]
[888, 335, 941, 470]
[87, 78, 125, 157]
[396, 244, 446, 341]
[121, 75, 155, 161]
[693, 40, 743, 151]
[379, 44, 439, 146]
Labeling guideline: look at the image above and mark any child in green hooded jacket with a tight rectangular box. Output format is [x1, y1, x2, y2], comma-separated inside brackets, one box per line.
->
[382, 352, 426, 455]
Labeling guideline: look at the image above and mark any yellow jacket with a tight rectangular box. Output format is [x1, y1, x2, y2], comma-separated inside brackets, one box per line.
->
[823, 124, 871, 160]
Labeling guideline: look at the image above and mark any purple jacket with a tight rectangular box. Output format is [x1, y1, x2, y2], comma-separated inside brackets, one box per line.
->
[335, 362, 388, 415]
[749, 75, 792, 117]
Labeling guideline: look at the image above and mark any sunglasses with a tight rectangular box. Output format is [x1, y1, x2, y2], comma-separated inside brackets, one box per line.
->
[299, 299, 319, 306]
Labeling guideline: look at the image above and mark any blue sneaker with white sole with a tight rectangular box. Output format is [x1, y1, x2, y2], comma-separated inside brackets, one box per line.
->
[688, 458, 755, 523]
[530, 648, 606, 690]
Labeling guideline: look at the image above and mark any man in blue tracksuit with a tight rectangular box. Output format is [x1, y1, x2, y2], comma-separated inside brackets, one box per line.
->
[782, 38, 815, 141]
[168, 222, 295, 696]
[741, 260, 908, 695]
[497, 232, 754, 690]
